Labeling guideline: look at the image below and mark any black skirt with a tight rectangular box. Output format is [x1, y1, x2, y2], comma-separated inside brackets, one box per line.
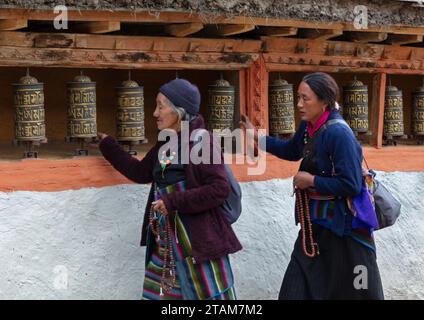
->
[279, 224, 384, 300]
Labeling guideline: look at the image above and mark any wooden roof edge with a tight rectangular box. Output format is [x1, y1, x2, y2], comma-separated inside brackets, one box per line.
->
[1, 8, 424, 36]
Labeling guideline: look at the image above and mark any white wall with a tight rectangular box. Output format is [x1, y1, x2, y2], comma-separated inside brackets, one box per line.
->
[0, 172, 423, 299]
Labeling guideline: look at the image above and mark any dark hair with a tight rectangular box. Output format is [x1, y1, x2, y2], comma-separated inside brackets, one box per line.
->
[302, 72, 339, 110]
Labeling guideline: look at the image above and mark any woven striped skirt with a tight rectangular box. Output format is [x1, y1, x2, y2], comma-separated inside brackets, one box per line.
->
[142, 180, 237, 300]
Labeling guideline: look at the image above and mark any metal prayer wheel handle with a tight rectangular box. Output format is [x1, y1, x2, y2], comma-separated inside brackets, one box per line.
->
[269, 77, 295, 136]
[342, 78, 369, 134]
[384, 85, 405, 137]
[206, 77, 235, 135]
[115, 77, 145, 144]
[412, 79, 424, 136]
[66, 74, 97, 140]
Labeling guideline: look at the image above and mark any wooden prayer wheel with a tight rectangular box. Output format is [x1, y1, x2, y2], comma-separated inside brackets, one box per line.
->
[206, 77, 235, 133]
[343, 78, 369, 133]
[66, 74, 97, 139]
[384, 85, 404, 137]
[13, 71, 46, 142]
[269, 77, 295, 136]
[412, 80, 424, 136]
[116, 79, 145, 142]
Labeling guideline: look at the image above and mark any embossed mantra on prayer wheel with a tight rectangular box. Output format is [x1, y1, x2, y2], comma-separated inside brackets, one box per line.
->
[13, 72, 46, 142]
[207, 78, 235, 134]
[116, 79, 145, 142]
[412, 80, 424, 136]
[66, 74, 97, 139]
[384, 85, 404, 137]
[343, 78, 369, 133]
[269, 77, 295, 136]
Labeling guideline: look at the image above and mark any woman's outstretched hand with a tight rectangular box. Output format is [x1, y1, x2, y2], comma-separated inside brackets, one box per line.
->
[240, 114, 259, 156]
[240, 114, 254, 129]
[89, 132, 108, 148]
[97, 132, 108, 141]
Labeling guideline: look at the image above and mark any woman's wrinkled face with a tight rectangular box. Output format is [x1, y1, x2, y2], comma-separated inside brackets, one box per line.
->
[153, 93, 179, 131]
[297, 81, 328, 125]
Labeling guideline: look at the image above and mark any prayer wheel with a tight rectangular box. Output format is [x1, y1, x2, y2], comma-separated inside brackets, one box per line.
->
[412, 80, 424, 136]
[384, 85, 404, 137]
[13, 71, 46, 142]
[206, 77, 235, 133]
[343, 78, 369, 133]
[116, 78, 145, 142]
[66, 74, 97, 139]
[269, 77, 295, 136]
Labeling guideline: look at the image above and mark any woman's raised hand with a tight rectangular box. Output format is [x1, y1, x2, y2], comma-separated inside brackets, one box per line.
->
[240, 114, 258, 142]
[97, 132, 108, 141]
[240, 114, 254, 130]
[89, 132, 108, 148]
[240, 114, 259, 157]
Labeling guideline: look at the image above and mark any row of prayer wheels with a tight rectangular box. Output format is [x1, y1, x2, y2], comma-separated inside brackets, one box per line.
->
[13, 70, 145, 147]
[10, 70, 424, 157]
[11, 70, 237, 156]
[268, 76, 424, 137]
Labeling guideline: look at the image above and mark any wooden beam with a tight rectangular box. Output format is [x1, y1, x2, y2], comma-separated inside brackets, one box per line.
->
[34, 34, 76, 48]
[0, 45, 258, 69]
[75, 21, 120, 34]
[164, 22, 203, 37]
[0, 31, 262, 53]
[264, 51, 424, 72]
[265, 62, 424, 75]
[298, 28, 343, 40]
[0, 19, 27, 30]
[346, 31, 388, 43]
[0, 31, 31, 46]
[257, 26, 297, 37]
[385, 34, 423, 46]
[262, 36, 424, 63]
[214, 24, 255, 36]
[370, 73, 387, 148]
[264, 47, 424, 74]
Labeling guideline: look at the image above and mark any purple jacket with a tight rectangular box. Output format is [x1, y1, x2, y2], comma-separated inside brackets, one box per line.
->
[99, 115, 242, 263]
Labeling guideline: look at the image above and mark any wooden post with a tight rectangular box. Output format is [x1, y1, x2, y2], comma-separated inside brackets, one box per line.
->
[246, 55, 269, 134]
[370, 73, 387, 148]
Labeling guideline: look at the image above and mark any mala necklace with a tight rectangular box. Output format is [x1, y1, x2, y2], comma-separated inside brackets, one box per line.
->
[295, 188, 319, 258]
[295, 128, 319, 258]
[148, 204, 176, 297]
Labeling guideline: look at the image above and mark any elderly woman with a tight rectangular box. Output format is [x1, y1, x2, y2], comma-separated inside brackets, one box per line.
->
[242, 72, 384, 300]
[98, 78, 242, 300]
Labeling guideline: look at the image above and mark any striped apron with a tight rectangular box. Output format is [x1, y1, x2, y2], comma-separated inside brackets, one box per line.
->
[142, 180, 237, 300]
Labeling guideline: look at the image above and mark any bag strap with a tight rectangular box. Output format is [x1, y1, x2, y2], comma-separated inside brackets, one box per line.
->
[321, 118, 351, 132]
[322, 119, 375, 177]
[310, 118, 356, 176]
[310, 118, 351, 142]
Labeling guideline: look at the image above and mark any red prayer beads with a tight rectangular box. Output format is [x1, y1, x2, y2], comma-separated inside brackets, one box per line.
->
[149, 205, 176, 297]
[295, 188, 319, 258]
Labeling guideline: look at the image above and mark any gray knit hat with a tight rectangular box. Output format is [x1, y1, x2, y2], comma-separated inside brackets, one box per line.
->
[159, 78, 201, 115]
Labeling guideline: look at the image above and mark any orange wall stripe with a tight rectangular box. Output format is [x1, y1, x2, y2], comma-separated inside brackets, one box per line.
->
[0, 146, 422, 192]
